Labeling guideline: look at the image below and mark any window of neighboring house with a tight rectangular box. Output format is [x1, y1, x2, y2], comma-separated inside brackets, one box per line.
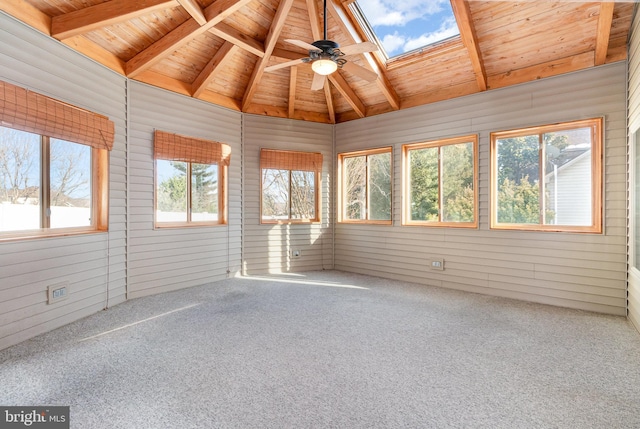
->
[403, 135, 478, 227]
[260, 149, 322, 223]
[338, 147, 392, 223]
[490, 118, 602, 233]
[0, 81, 113, 240]
[154, 131, 230, 227]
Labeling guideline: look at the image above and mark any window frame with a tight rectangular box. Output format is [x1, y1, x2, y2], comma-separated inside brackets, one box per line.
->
[154, 159, 227, 229]
[259, 149, 322, 224]
[338, 146, 393, 225]
[402, 135, 478, 228]
[490, 118, 603, 233]
[153, 131, 229, 229]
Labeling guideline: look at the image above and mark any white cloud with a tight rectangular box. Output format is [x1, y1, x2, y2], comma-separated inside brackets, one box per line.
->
[402, 17, 460, 52]
[381, 32, 406, 54]
[358, 0, 450, 27]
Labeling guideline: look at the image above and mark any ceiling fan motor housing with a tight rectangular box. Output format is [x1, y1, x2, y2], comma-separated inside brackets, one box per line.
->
[310, 40, 346, 67]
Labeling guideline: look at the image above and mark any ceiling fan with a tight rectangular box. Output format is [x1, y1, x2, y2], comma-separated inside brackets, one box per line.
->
[264, 0, 379, 90]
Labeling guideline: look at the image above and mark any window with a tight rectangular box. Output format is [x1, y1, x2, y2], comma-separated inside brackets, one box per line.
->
[260, 149, 322, 223]
[339, 147, 392, 223]
[0, 81, 112, 239]
[154, 131, 230, 227]
[403, 135, 478, 227]
[349, 1, 460, 60]
[490, 118, 602, 233]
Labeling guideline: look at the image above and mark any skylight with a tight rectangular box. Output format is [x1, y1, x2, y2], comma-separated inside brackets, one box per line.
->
[352, 0, 460, 59]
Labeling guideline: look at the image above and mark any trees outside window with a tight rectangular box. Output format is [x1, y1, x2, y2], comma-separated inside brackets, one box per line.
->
[339, 147, 392, 223]
[260, 149, 321, 223]
[0, 126, 100, 235]
[403, 135, 477, 227]
[490, 118, 602, 233]
[154, 131, 229, 228]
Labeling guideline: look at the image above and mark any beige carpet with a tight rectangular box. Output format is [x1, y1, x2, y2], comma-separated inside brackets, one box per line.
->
[1, 271, 639, 428]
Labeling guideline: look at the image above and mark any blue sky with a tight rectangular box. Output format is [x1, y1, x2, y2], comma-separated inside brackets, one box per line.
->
[355, 0, 460, 57]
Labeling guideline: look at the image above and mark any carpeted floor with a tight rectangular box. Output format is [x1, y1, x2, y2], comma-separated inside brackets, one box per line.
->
[1, 271, 639, 428]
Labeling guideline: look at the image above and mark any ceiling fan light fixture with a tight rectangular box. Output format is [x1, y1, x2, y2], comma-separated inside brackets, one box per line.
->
[312, 59, 338, 75]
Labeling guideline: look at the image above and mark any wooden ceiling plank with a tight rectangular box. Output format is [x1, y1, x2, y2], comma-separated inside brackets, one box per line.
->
[51, 0, 177, 40]
[126, 0, 252, 78]
[450, 0, 487, 91]
[1, 0, 51, 34]
[177, 0, 207, 26]
[595, 2, 615, 66]
[328, 0, 400, 110]
[209, 22, 265, 57]
[289, 66, 298, 118]
[192, 42, 238, 97]
[328, 72, 365, 118]
[323, 80, 336, 124]
[63, 36, 126, 74]
[242, 0, 296, 111]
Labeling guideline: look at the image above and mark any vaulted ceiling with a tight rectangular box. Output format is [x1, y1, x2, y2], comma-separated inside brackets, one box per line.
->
[1, 1, 635, 124]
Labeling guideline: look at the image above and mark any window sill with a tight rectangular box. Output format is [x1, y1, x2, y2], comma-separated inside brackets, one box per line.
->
[0, 227, 107, 243]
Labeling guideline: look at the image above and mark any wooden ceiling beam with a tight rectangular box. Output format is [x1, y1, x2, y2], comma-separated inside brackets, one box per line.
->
[323, 80, 336, 124]
[177, 0, 207, 25]
[595, 2, 615, 66]
[192, 41, 238, 98]
[450, 0, 487, 91]
[327, 0, 400, 111]
[209, 22, 265, 57]
[126, 0, 252, 78]
[242, 0, 295, 111]
[306, 0, 323, 41]
[289, 66, 298, 118]
[51, 0, 176, 40]
[328, 72, 365, 118]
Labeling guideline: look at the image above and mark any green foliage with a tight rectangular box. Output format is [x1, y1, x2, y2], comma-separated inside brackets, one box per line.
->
[497, 176, 539, 223]
[158, 172, 186, 213]
[409, 142, 475, 223]
[369, 153, 392, 220]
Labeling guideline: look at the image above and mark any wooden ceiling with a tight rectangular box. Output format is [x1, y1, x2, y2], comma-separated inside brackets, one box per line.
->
[1, 1, 635, 124]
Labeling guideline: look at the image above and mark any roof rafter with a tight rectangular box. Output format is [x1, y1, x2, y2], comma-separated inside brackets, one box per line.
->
[450, 0, 487, 91]
[192, 41, 238, 98]
[242, 0, 295, 111]
[328, 0, 400, 110]
[329, 72, 365, 118]
[209, 22, 265, 57]
[177, 0, 207, 25]
[126, 0, 252, 78]
[323, 80, 336, 124]
[595, 2, 615, 66]
[51, 0, 176, 40]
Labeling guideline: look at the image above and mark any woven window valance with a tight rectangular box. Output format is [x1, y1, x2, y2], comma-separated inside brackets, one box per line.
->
[260, 149, 323, 172]
[0, 80, 115, 150]
[154, 130, 231, 166]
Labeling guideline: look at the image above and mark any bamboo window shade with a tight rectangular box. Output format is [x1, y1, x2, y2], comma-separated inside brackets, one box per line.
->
[260, 149, 323, 172]
[0, 80, 115, 150]
[154, 130, 231, 166]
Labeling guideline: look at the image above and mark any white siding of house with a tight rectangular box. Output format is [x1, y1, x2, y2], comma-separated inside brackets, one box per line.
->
[242, 114, 333, 274]
[0, 13, 127, 349]
[335, 63, 628, 315]
[628, 12, 640, 333]
[546, 153, 592, 226]
[127, 82, 242, 298]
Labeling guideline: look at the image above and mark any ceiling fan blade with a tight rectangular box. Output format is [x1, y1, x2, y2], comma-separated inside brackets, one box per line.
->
[311, 73, 326, 91]
[339, 41, 379, 56]
[285, 39, 321, 52]
[264, 58, 306, 72]
[342, 61, 378, 82]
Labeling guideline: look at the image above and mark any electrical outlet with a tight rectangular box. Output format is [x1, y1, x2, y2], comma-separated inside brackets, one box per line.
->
[47, 282, 69, 304]
[290, 249, 302, 258]
[430, 258, 444, 271]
